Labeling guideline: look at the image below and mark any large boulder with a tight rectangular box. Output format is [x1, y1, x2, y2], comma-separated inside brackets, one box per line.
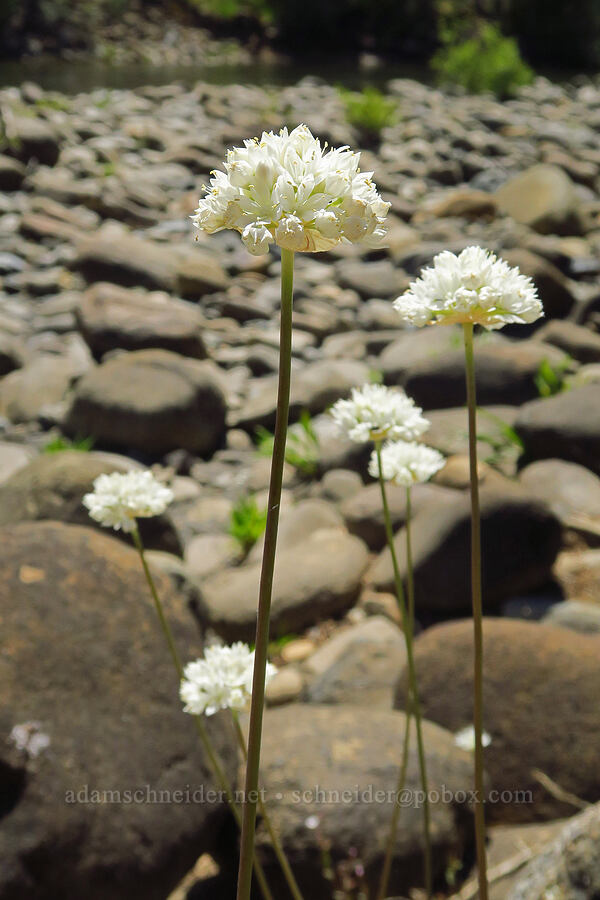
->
[73, 233, 227, 297]
[76, 283, 207, 359]
[544, 600, 600, 634]
[231, 360, 371, 432]
[515, 383, 600, 476]
[0, 154, 26, 191]
[340, 482, 453, 551]
[495, 164, 583, 235]
[397, 338, 568, 410]
[0, 451, 182, 554]
[396, 619, 600, 822]
[246, 498, 345, 562]
[335, 258, 409, 299]
[459, 819, 568, 900]
[3, 117, 60, 166]
[536, 319, 600, 363]
[0, 522, 235, 900]
[379, 326, 462, 385]
[65, 350, 227, 456]
[304, 616, 407, 706]
[501, 249, 576, 320]
[198, 529, 369, 640]
[519, 458, 600, 534]
[0, 356, 85, 424]
[367, 485, 561, 615]
[73, 233, 177, 291]
[0, 441, 35, 484]
[507, 804, 600, 900]
[250, 704, 475, 898]
[424, 405, 521, 474]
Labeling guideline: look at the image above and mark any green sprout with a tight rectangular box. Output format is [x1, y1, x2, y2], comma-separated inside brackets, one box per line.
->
[256, 410, 320, 479]
[339, 86, 397, 143]
[43, 435, 94, 454]
[534, 356, 572, 398]
[229, 495, 268, 553]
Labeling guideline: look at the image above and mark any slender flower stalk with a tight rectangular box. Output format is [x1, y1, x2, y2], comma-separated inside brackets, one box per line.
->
[193, 126, 389, 900]
[462, 323, 488, 899]
[377, 694, 412, 900]
[373, 446, 443, 900]
[232, 713, 304, 900]
[405, 487, 416, 636]
[130, 527, 275, 900]
[236, 247, 295, 900]
[393, 246, 543, 900]
[332, 391, 441, 898]
[82, 471, 274, 899]
[374, 441, 433, 899]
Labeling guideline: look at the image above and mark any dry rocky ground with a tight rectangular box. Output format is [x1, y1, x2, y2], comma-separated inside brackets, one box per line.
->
[0, 73, 600, 899]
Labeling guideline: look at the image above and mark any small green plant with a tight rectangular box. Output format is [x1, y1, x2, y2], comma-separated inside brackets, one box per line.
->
[432, 22, 534, 97]
[101, 161, 117, 177]
[34, 96, 70, 112]
[534, 356, 572, 397]
[476, 410, 523, 470]
[229, 495, 267, 553]
[43, 435, 94, 454]
[339, 87, 396, 143]
[256, 410, 320, 479]
[267, 633, 298, 656]
[368, 368, 384, 385]
[183, 0, 272, 20]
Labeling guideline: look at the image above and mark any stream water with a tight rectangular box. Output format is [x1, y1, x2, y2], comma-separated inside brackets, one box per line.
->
[0, 54, 435, 93]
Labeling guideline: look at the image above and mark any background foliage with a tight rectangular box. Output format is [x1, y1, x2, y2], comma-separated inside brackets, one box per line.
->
[2, 0, 599, 68]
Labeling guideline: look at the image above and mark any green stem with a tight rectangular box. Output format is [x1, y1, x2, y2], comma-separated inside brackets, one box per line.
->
[131, 527, 274, 900]
[463, 323, 489, 900]
[375, 446, 432, 899]
[377, 485, 419, 900]
[236, 248, 295, 900]
[232, 714, 303, 900]
[377, 706, 412, 900]
[406, 487, 415, 639]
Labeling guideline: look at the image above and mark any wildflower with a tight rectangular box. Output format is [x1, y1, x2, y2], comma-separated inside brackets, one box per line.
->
[83, 470, 173, 533]
[331, 383, 429, 444]
[180, 643, 277, 717]
[369, 440, 445, 486]
[393, 246, 543, 330]
[192, 124, 390, 255]
[454, 725, 492, 752]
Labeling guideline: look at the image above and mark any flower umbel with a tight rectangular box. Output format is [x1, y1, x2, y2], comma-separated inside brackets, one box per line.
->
[192, 124, 390, 255]
[331, 383, 429, 444]
[83, 470, 173, 533]
[180, 643, 277, 717]
[369, 440, 445, 486]
[393, 246, 543, 330]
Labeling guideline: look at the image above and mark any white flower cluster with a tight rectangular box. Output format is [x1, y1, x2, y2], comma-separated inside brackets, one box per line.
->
[180, 643, 277, 717]
[192, 124, 390, 255]
[330, 383, 429, 444]
[83, 470, 173, 533]
[369, 440, 445, 487]
[394, 246, 543, 330]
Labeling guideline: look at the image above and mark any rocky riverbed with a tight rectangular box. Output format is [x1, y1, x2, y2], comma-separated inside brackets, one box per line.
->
[1, 73, 600, 899]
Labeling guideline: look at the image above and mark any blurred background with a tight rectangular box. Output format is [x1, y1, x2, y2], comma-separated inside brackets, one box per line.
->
[1, 0, 600, 92]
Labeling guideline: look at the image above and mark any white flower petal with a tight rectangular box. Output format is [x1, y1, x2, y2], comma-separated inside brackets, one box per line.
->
[368, 440, 445, 486]
[330, 383, 429, 445]
[193, 124, 389, 255]
[393, 246, 543, 330]
[83, 470, 173, 532]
